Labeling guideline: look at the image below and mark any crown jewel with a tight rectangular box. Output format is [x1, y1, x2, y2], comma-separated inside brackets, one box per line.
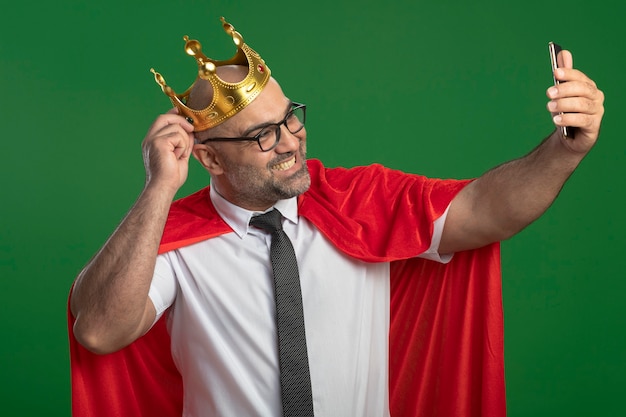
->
[151, 17, 271, 131]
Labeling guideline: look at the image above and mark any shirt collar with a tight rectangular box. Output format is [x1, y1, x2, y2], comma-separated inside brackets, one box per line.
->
[209, 186, 299, 239]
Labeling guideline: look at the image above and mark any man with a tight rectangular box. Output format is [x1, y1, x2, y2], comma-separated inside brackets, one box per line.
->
[68, 19, 604, 417]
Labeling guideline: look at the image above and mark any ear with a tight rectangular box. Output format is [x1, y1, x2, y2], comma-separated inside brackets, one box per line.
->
[192, 143, 224, 175]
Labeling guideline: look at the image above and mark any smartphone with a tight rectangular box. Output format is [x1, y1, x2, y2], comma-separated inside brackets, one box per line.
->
[548, 42, 574, 138]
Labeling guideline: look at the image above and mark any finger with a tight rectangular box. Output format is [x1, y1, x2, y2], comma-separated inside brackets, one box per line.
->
[145, 122, 190, 151]
[557, 49, 573, 69]
[150, 120, 189, 138]
[162, 108, 196, 134]
[155, 128, 192, 161]
[553, 67, 596, 86]
[168, 127, 195, 160]
[181, 134, 195, 160]
[166, 111, 195, 134]
[146, 113, 194, 137]
[548, 79, 601, 103]
[547, 96, 599, 115]
[553, 111, 599, 133]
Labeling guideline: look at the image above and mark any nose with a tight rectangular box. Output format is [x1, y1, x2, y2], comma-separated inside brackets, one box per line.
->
[274, 124, 305, 153]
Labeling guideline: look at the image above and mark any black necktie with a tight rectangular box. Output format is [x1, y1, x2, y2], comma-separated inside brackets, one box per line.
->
[249, 209, 314, 416]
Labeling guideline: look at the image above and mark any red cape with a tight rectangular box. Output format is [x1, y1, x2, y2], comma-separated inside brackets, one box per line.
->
[68, 159, 506, 416]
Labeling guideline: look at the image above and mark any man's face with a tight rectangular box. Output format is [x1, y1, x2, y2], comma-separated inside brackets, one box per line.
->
[196, 78, 311, 211]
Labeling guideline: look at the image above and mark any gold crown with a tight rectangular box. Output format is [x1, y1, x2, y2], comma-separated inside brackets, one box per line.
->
[150, 17, 271, 131]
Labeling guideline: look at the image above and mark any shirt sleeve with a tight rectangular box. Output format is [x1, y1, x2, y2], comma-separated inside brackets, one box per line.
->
[416, 203, 453, 263]
[148, 253, 178, 324]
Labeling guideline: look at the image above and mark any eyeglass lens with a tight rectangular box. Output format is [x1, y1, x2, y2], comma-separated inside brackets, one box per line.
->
[258, 106, 305, 151]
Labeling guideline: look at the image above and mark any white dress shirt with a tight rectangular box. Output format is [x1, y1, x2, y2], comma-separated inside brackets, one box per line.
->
[149, 187, 450, 417]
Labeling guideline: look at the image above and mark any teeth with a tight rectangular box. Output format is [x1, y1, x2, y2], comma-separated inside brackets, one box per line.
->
[272, 157, 296, 171]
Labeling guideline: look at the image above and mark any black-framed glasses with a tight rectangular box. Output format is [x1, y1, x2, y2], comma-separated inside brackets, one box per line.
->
[200, 102, 306, 152]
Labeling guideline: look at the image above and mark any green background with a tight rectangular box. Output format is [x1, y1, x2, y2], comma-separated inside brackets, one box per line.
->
[1, 0, 624, 415]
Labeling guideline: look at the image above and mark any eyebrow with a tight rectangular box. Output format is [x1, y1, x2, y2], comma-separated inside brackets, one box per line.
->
[241, 100, 294, 137]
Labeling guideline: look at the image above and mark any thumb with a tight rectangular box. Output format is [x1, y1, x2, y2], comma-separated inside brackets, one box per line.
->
[558, 50, 574, 69]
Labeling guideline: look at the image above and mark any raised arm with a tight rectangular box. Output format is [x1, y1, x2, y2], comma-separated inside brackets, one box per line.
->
[439, 50, 605, 254]
[70, 110, 194, 354]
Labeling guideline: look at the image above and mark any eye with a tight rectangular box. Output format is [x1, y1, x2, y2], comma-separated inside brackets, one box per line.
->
[285, 109, 304, 132]
[256, 126, 275, 142]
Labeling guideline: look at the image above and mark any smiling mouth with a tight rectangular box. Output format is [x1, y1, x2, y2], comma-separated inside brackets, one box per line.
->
[271, 156, 296, 171]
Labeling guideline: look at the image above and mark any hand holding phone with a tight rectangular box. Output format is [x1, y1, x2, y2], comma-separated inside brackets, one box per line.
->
[548, 42, 574, 138]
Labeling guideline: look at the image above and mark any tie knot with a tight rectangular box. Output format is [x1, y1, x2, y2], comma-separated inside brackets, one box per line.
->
[249, 208, 283, 233]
